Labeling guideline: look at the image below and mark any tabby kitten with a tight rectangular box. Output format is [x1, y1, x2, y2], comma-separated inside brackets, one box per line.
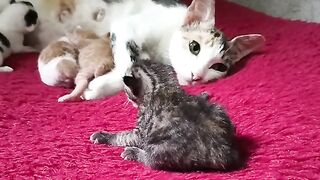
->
[90, 56, 240, 171]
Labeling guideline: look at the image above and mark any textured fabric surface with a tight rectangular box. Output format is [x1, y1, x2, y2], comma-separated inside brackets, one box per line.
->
[1, 0, 320, 179]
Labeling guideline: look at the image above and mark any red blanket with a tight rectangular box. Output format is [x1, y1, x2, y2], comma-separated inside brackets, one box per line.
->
[1, 0, 319, 179]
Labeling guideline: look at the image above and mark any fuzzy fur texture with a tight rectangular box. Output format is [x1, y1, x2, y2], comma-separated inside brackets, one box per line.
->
[0, 0, 320, 179]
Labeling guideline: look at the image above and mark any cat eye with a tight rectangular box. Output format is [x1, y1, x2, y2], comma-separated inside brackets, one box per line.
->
[209, 63, 228, 72]
[189, 40, 201, 56]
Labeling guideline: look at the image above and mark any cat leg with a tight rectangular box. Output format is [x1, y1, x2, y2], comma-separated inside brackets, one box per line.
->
[83, 21, 142, 100]
[58, 69, 92, 102]
[90, 130, 140, 147]
[121, 147, 147, 162]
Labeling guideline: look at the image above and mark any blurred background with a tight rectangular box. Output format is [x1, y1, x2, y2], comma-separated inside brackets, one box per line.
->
[230, 0, 320, 23]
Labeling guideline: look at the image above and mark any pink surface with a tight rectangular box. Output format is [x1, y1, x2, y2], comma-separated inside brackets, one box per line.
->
[1, 0, 320, 179]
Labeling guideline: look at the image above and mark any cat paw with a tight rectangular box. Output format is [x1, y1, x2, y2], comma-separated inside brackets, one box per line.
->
[90, 132, 112, 144]
[120, 147, 140, 161]
[0, 66, 13, 72]
[58, 94, 82, 103]
[199, 92, 210, 101]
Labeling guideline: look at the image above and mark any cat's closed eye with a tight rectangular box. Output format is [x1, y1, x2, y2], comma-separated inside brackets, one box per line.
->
[189, 40, 201, 56]
[210, 63, 228, 72]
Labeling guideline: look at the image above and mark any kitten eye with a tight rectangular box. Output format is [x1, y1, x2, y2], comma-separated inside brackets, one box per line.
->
[209, 63, 228, 72]
[189, 40, 201, 56]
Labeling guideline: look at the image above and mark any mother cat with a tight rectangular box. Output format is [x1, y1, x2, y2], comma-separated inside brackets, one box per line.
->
[28, 0, 264, 99]
[81, 0, 264, 100]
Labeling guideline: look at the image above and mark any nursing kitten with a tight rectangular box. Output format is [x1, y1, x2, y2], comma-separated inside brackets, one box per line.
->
[38, 28, 99, 87]
[58, 29, 114, 102]
[0, 1, 38, 72]
[90, 58, 240, 171]
[82, 0, 265, 100]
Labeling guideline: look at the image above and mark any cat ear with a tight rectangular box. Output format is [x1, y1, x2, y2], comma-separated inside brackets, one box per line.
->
[123, 76, 141, 96]
[183, 0, 215, 26]
[226, 34, 265, 64]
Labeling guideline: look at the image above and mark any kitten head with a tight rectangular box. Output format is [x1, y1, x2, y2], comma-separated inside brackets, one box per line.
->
[169, 0, 265, 85]
[123, 60, 179, 107]
[1, 2, 38, 33]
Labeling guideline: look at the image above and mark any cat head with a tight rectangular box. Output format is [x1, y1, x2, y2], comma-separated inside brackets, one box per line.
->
[1, 1, 38, 33]
[169, 0, 265, 85]
[122, 60, 179, 107]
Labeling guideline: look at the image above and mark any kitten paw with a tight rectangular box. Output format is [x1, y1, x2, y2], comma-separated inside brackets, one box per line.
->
[199, 92, 210, 101]
[121, 147, 140, 161]
[90, 132, 112, 144]
[58, 94, 82, 103]
[0, 66, 13, 72]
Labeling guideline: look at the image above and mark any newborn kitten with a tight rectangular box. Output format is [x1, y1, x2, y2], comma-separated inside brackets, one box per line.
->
[90, 56, 240, 171]
[58, 28, 114, 102]
[38, 29, 98, 87]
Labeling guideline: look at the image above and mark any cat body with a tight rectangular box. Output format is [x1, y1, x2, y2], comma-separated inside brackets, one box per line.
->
[0, 1, 38, 72]
[38, 37, 79, 87]
[58, 30, 114, 102]
[82, 0, 265, 100]
[90, 60, 239, 171]
[26, 0, 264, 99]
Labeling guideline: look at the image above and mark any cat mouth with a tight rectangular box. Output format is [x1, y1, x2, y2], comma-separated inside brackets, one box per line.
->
[209, 63, 228, 72]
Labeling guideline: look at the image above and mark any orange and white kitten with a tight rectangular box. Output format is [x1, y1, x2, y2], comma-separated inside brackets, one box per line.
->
[38, 28, 98, 88]
[57, 29, 114, 102]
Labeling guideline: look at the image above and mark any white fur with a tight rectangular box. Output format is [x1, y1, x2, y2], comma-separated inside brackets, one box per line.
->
[37, 37, 76, 87]
[0, 3, 37, 72]
[38, 55, 76, 87]
[26, 0, 263, 100]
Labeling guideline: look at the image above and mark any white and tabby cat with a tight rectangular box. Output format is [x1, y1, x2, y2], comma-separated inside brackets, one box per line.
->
[21, 0, 264, 99]
[81, 0, 265, 100]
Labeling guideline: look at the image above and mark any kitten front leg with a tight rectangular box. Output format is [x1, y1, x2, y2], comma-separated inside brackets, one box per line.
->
[90, 130, 140, 147]
[83, 21, 142, 100]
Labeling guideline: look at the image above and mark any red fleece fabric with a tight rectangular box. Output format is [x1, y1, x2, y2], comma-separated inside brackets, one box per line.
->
[1, 0, 320, 179]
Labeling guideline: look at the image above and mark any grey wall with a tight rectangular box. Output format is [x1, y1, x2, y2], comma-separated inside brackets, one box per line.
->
[229, 0, 320, 23]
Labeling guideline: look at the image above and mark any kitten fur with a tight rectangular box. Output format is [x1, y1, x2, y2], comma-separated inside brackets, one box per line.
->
[24, 0, 107, 50]
[58, 29, 114, 102]
[21, 0, 264, 98]
[90, 59, 240, 171]
[38, 28, 100, 88]
[0, 1, 38, 72]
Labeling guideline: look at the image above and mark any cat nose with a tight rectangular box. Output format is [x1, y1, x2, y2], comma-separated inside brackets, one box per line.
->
[191, 73, 202, 81]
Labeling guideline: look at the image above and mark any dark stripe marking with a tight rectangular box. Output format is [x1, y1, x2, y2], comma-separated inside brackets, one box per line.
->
[0, 32, 10, 48]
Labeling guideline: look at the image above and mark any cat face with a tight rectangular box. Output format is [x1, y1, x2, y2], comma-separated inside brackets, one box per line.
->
[169, 0, 265, 85]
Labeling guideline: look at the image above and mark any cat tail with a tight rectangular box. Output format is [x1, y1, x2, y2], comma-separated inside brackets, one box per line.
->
[56, 58, 79, 88]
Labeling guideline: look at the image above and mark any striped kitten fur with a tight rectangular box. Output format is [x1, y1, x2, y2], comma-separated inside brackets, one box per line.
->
[90, 45, 240, 171]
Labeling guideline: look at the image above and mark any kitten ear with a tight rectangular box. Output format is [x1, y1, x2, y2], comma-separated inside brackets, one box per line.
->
[226, 34, 265, 64]
[123, 76, 141, 96]
[183, 0, 215, 26]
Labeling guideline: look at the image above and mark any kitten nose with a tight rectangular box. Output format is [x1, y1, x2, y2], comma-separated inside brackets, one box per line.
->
[192, 74, 202, 81]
